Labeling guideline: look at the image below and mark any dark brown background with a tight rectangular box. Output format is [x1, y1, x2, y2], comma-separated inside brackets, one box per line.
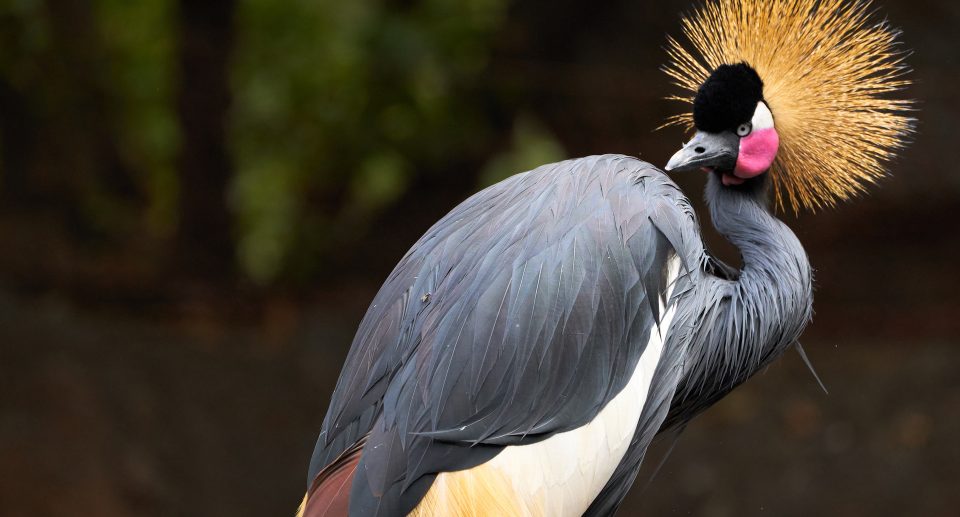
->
[1, 0, 958, 516]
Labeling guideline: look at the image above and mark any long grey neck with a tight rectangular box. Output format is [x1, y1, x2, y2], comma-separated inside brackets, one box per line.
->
[664, 174, 813, 427]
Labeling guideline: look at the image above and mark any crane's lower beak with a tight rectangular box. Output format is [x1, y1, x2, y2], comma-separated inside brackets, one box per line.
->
[665, 130, 739, 173]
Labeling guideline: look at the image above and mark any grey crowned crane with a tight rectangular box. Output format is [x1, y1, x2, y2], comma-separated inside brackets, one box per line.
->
[299, 0, 914, 515]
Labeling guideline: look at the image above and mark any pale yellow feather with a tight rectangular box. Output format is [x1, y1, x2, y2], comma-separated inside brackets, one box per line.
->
[410, 463, 539, 517]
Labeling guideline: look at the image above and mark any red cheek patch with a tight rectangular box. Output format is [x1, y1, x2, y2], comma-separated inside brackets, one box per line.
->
[735, 128, 779, 178]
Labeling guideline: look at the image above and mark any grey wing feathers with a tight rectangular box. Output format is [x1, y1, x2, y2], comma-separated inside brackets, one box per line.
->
[309, 154, 689, 516]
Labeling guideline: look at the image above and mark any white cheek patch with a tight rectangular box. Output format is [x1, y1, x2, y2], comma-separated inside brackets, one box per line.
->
[751, 101, 774, 130]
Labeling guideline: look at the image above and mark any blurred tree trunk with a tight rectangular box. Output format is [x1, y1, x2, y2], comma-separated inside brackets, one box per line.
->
[175, 0, 237, 282]
[0, 77, 34, 207]
[0, 0, 139, 227]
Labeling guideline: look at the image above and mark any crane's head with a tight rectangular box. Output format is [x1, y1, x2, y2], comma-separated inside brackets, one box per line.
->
[662, 0, 914, 212]
[666, 63, 777, 188]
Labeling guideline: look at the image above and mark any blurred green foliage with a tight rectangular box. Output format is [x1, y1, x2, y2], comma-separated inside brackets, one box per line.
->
[0, 0, 178, 236]
[478, 114, 565, 187]
[0, 0, 567, 285]
[0, 0, 49, 94]
[230, 0, 533, 283]
[95, 0, 179, 237]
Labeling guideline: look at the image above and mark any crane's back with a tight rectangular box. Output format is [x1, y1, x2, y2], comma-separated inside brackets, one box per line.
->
[304, 155, 697, 517]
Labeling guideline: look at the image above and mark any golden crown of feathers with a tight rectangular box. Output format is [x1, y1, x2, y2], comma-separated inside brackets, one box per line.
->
[663, 0, 915, 212]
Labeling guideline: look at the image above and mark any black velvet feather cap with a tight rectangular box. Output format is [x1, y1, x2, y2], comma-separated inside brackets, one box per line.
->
[693, 62, 764, 133]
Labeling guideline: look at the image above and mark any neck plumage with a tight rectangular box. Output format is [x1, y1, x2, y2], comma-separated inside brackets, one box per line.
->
[664, 173, 813, 427]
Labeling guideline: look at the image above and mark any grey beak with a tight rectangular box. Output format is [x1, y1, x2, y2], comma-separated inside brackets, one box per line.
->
[665, 130, 739, 172]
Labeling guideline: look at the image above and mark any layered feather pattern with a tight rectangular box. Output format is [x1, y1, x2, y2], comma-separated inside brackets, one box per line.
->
[308, 155, 688, 515]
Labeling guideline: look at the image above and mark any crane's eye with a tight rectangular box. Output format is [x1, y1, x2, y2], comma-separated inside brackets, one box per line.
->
[736, 122, 753, 137]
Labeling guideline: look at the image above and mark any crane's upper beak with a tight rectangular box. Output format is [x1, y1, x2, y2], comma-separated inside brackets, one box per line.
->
[665, 130, 739, 173]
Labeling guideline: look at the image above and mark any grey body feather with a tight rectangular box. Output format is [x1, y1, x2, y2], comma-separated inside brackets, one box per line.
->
[585, 169, 813, 516]
[308, 155, 812, 516]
